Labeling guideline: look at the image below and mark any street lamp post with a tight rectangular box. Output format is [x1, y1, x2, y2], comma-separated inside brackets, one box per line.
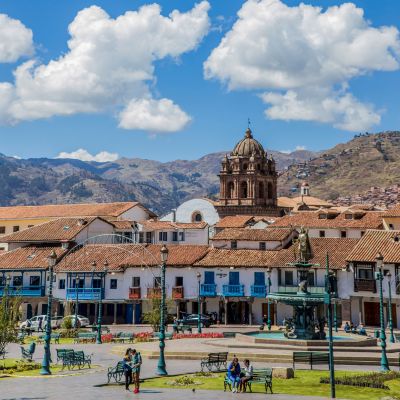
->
[387, 272, 395, 344]
[333, 301, 338, 333]
[156, 245, 168, 376]
[325, 253, 336, 399]
[95, 261, 108, 345]
[4, 275, 11, 312]
[376, 252, 390, 371]
[74, 273, 79, 329]
[40, 250, 57, 375]
[196, 272, 202, 334]
[266, 269, 272, 331]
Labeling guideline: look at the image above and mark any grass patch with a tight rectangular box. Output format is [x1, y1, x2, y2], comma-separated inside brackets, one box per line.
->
[142, 370, 400, 400]
[23, 337, 75, 345]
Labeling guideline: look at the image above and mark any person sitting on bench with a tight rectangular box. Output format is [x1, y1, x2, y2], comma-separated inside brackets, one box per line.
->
[357, 324, 367, 336]
[343, 321, 351, 333]
[239, 359, 253, 393]
[227, 357, 241, 393]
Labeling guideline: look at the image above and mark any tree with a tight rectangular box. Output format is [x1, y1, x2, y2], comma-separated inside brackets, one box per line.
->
[142, 298, 174, 332]
[0, 291, 21, 356]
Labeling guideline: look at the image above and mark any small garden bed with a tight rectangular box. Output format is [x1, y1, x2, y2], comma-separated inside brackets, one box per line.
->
[172, 333, 224, 339]
[320, 371, 400, 390]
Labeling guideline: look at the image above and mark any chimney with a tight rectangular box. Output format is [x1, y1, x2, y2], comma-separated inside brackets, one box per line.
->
[172, 209, 176, 222]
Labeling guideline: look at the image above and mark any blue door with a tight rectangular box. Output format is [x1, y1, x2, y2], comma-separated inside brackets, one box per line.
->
[134, 303, 142, 324]
[126, 304, 133, 324]
[229, 271, 239, 285]
[204, 271, 215, 284]
[254, 272, 265, 285]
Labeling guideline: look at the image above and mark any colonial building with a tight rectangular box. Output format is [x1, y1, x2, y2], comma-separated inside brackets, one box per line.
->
[216, 128, 281, 218]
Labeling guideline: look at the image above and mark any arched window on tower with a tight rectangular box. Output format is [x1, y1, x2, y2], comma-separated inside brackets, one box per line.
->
[268, 182, 274, 199]
[227, 182, 235, 199]
[192, 212, 203, 222]
[240, 181, 248, 198]
[259, 182, 264, 199]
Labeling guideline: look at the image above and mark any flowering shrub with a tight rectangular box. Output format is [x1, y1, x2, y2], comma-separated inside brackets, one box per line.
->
[101, 333, 114, 343]
[135, 331, 153, 342]
[172, 332, 224, 340]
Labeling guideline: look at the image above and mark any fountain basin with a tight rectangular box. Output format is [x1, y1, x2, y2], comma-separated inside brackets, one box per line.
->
[236, 331, 377, 347]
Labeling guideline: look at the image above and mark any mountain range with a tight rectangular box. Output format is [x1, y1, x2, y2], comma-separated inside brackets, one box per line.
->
[0, 131, 399, 215]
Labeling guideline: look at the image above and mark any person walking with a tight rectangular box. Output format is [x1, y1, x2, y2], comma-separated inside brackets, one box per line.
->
[38, 317, 43, 333]
[123, 348, 133, 391]
[239, 359, 253, 392]
[227, 357, 241, 393]
[131, 349, 142, 394]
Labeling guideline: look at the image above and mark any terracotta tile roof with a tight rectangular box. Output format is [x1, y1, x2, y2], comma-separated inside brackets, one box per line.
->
[215, 215, 255, 229]
[111, 220, 135, 230]
[0, 246, 66, 270]
[56, 244, 210, 272]
[0, 217, 109, 243]
[0, 202, 142, 220]
[212, 228, 293, 242]
[140, 220, 208, 230]
[346, 230, 400, 263]
[270, 211, 383, 230]
[277, 197, 297, 208]
[383, 204, 400, 217]
[195, 248, 278, 268]
[273, 238, 359, 270]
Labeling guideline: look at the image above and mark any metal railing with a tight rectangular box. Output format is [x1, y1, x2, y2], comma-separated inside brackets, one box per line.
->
[251, 285, 267, 297]
[354, 279, 376, 293]
[222, 284, 244, 297]
[200, 284, 217, 297]
[0, 285, 45, 297]
[66, 287, 104, 300]
[129, 286, 141, 300]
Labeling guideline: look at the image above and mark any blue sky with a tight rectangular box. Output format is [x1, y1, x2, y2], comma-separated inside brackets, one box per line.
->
[0, 0, 399, 162]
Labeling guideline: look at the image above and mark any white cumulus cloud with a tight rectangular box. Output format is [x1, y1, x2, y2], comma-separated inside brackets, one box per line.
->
[0, 14, 33, 63]
[56, 149, 119, 162]
[204, 0, 400, 131]
[0, 2, 210, 132]
[119, 98, 191, 132]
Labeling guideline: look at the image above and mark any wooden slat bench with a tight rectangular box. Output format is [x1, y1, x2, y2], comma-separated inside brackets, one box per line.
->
[201, 352, 228, 372]
[74, 332, 97, 343]
[293, 351, 329, 370]
[20, 343, 36, 361]
[112, 332, 135, 343]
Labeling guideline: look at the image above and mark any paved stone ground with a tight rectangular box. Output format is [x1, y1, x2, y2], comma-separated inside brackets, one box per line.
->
[0, 337, 384, 400]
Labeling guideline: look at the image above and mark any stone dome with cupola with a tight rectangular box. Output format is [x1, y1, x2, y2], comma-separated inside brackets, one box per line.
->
[232, 128, 266, 157]
[216, 126, 282, 218]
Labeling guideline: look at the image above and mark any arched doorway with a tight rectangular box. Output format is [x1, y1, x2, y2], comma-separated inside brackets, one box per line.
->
[227, 182, 234, 198]
[240, 181, 248, 198]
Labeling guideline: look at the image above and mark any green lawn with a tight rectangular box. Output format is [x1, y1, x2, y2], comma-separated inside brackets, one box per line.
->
[23, 337, 75, 345]
[142, 371, 400, 400]
[0, 358, 93, 377]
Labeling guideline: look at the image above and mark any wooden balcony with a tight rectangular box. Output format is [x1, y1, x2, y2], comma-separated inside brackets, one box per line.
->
[129, 287, 141, 300]
[354, 279, 376, 293]
[172, 286, 184, 299]
[147, 287, 161, 299]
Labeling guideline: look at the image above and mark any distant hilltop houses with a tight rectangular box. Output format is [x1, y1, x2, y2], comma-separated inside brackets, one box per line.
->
[1, 127, 400, 329]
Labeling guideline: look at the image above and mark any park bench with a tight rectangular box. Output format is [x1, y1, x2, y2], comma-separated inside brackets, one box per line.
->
[200, 352, 228, 372]
[293, 351, 329, 370]
[223, 368, 273, 393]
[17, 332, 26, 344]
[37, 333, 61, 345]
[90, 325, 110, 333]
[20, 342, 36, 361]
[153, 332, 173, 340]
[56, 348, 74, 362]
[74, 332, 97, 343]
[107, 361, 125, 383]
[60, 349, 91, 370]
[112, 332, 135, 343]
[173, 324, 193, 334]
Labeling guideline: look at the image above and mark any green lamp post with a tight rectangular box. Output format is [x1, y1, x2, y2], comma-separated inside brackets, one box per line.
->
[95, 261, 108, 345]
[266, 268, 272, 331]
[156, 245, 168, 376]
[40, 250, 57, 375]
[376, 252, 390, 371]
[386, 272, 395, 344]
[74, 272, 79, 329]
[196, 272, 202, 334]
[333, 301, 338, 333]
[325, 253, 336, 399]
